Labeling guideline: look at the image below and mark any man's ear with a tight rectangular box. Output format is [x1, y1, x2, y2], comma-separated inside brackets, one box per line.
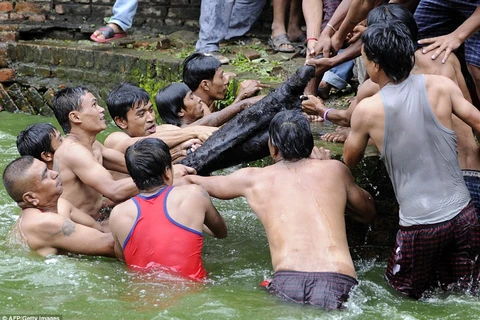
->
[200, 79, 210, 91]
[163, 166, 173, 185]
[177, 109, 185, 118]
[23, 192, 39, 207]
[114, 116, 128, 130]
[40, 151, 54, 163]
[268, 138, 280, 159]
[68, 110, 81, 125]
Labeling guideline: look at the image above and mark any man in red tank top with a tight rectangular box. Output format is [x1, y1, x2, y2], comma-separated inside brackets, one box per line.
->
[109, 138, 227, 280]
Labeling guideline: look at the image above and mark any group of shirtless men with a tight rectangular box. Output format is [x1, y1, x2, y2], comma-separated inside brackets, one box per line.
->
[3, 2, 480, 310]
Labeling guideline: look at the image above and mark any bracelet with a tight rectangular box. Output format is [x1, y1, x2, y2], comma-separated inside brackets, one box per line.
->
[323, 108, 334, 123]
[306, 37, 318, 44]
[326, 23, 337, 33]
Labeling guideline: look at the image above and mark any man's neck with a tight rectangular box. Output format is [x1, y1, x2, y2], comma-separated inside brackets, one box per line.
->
[140, 184, 168, 196]
[67, 129, 98, 149]
[193, 89, 214, 107]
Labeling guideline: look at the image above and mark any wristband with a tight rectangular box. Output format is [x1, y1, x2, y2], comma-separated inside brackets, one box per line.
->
[326, 23, 337, 33]
[323, 108, 334, 123]
[306, 37, 318, 44]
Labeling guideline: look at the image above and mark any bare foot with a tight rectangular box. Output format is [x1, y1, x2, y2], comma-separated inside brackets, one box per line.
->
[321, 127, 351, 143]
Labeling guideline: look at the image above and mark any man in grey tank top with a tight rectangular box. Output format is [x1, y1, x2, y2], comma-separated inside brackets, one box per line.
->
[343, 22, 480, 299]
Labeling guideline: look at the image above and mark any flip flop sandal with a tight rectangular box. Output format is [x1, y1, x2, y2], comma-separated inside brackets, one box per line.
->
[268, 33, 295, 53]
[90, 26, 127, 43]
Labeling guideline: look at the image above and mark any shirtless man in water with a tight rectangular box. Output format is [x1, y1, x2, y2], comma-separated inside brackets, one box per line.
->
[2, 156, 115, 257]
[51, 87, 140, 220]
[104, 82, 216, 162]
[178, 110, 376, 309]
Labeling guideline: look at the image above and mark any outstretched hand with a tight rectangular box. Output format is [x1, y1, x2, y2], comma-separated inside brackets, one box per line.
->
[305, 55, 333, 78]
[418, 33, 463, 63]
[310, 146, 332, 160]
[173, 164, 196, 180]
[193, 126, 218, 142]
[315, 33, 335, 58]
[237, 80, 270, 100]
[301, 94, 326, 117]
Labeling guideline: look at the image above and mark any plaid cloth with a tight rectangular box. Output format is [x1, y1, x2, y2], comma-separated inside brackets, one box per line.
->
[414, 0, 480, 67]
[463, 170, 480, 212]
[385, 201, 480, 299]
[265, 271, 358, 309]
[322, 0, 342, 29]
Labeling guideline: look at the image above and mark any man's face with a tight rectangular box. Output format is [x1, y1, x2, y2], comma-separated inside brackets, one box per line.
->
[78, 92, 107, 132]
[182, 91, 204, 121]
[28, 159, 63, 204]
[207, 68, 228, 100]
[123, 101, 156, 137]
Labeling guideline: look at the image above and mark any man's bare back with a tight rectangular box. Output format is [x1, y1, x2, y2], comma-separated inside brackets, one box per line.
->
[232, 159, 371, 277]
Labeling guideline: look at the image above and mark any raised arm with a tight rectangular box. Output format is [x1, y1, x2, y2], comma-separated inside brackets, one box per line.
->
[58, 198, 105, 232]
[191, 96, 263, 127]
[197, 187, 227, 239]
[95, 141, 128, 173]
[32, 214, 115, 257]
[343, 99, 372, 168]
[449, 77, 480, 133]
[338, 162, 376, 224]
[66, 145, 138, 203]
[181, 167, 256, 200]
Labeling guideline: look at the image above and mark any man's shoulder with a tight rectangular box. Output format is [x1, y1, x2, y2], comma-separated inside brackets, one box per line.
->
[104, 131, 129, 149]
[21, 208, 64, 233]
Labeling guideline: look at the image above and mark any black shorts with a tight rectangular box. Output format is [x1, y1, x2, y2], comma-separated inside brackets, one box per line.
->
[265, 270, 358, 309]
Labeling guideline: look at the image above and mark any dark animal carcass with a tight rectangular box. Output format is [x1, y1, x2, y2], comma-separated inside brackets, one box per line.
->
[180, 65, 315, 175]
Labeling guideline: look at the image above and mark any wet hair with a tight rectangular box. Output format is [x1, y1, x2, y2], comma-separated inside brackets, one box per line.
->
[2, 156, 35, 203]
[362, 23, 415, 82]
[269, 110, 313, 161]
[52, 86, 89, 134]
[106, 83, 151, 127]
[367, 4, 418, 43]
[155, 83, 190, 127]
[125, 138, 172, 190]
[16, 123, 58, 160]
[182, 52, 222, 92]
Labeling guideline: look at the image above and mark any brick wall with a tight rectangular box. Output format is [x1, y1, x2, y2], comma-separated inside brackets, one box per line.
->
[0, 1, 273, 41]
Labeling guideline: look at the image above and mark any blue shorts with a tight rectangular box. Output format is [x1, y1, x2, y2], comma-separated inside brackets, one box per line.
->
[414, 0, 480, 67]
[462, 169, 480, 211]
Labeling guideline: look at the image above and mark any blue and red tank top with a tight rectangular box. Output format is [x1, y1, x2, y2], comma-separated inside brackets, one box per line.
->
[122, 186, 206, 280]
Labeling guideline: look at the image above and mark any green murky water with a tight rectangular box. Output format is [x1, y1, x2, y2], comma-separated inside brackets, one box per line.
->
[1, 112, 479, 319]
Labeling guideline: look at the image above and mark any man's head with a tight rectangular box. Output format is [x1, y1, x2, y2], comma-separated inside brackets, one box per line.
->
[367, 4, 418, 43]
[182, 53, 228, 100]
[268, 110, 313, 161]
[107, 83, 156, 137]
[52, 87, 106, 135]
[125, 138, 173, 191]
[3, 156, 62, 208]
[361, 22, 415, 83]
[155, 83, 204, 127]
[16, 123, 63, 169]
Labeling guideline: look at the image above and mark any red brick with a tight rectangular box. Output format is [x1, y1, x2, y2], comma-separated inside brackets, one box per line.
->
[0, 2, 13, 12]
[15, 3, 44, 14]
[28, 14, 46, 23]
[0, 68, 15, 82]
[0, 31, 16, 42]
